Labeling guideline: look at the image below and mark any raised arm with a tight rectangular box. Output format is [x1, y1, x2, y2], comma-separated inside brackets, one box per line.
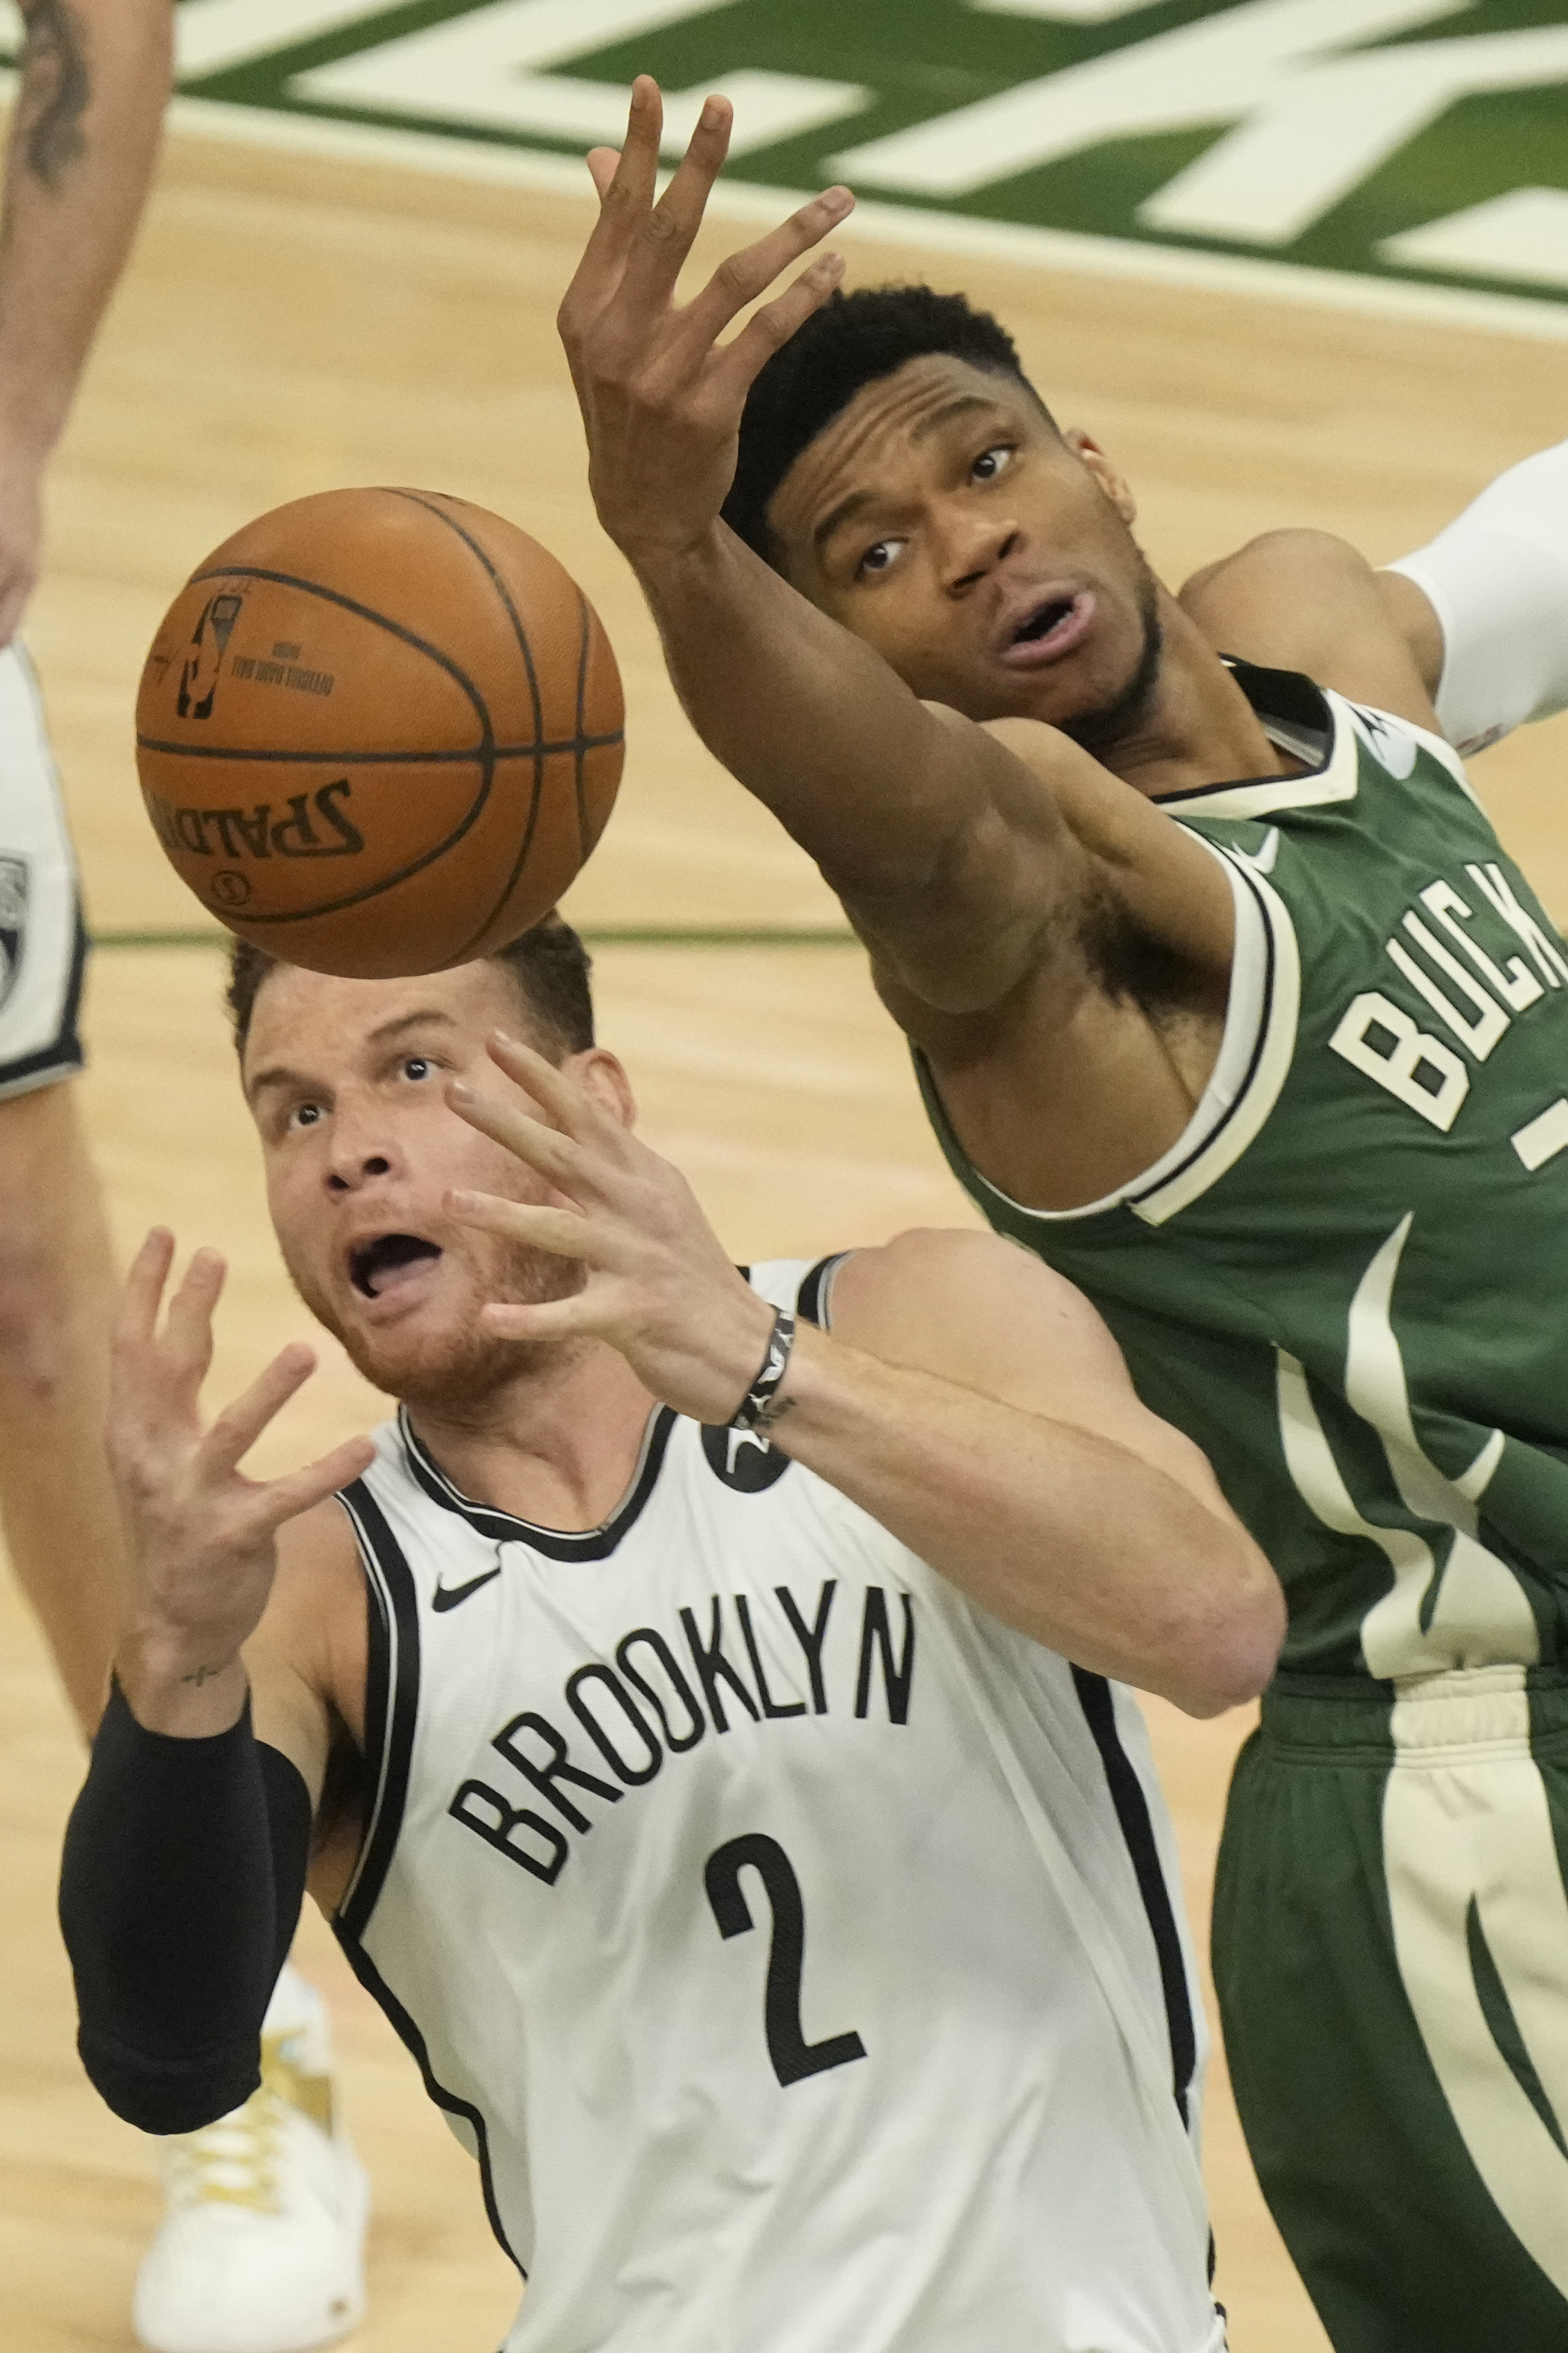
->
[59, 1232, 373, 2132]
[0, 0, 173, 638]
[558, 82, 1226, 1018]
[446, 1036, 1282, 1719]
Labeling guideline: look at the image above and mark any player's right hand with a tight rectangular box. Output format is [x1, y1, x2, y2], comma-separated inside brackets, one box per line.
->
[108, 1229, 374, 1735]
[557, 75, 853, 566]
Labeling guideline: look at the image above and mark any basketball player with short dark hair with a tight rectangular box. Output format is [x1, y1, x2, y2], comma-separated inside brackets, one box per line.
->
[556, 81, 1568, 2353]
[60, 919, 1282, 2353]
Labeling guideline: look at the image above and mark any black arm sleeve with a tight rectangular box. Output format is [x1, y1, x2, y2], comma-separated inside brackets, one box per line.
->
[58, 1680, 312, 2135]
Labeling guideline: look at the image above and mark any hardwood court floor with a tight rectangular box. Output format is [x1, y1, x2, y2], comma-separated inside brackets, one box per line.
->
[4, 114, 1567, 2353]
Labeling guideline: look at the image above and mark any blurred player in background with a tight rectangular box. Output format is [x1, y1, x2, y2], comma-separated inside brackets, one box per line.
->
[560, 82, 1568, 2353]
[0, 9, 367, 2349]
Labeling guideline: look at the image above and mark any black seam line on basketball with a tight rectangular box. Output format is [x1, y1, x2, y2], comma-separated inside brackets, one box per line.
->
[162, 563, 514, 901]
[382, 489, 550, 963]
[384, 491, 547, 759]
[573, 586, 591, 863]
[184, 564, 496, 755]
[134, 732, 624, 763]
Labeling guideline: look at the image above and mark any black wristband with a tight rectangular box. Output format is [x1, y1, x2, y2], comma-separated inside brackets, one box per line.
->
[731, 1308, 797, 1432]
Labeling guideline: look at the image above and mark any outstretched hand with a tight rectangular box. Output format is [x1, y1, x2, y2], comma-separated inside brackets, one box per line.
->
[446, 1032, 777, 1424]
[558, 75, 854, 566]
[109, 1230, 376, 1732]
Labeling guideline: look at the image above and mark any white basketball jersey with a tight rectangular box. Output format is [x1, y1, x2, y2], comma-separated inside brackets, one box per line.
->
[333, 1258, 1224, 2353]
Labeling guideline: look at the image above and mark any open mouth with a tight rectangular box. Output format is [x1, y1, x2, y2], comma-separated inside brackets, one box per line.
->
[999, 589, 1095, 671]
[1011, 596, 1077, 647]
[349, 1233, 442, 1299]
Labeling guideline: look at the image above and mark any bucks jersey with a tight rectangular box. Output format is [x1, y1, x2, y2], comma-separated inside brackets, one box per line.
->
[331, 1260, 1225, 2353]
[917, 661, 1568, 1682]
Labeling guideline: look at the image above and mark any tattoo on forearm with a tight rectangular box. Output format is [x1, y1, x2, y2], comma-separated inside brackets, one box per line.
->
[179, 1662, 226, 1690]
[752, 1393, 798, 1436]
[16, 1, 91, 191]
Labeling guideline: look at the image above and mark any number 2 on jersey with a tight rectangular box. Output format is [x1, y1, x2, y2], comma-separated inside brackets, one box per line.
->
[705, 1834, 867, 2088]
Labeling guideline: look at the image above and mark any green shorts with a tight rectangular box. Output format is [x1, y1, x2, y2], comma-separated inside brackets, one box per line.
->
[1214, 1662, 1568, 2353]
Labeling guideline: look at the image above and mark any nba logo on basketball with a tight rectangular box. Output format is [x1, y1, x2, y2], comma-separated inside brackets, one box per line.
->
[178, 593, 244, 721]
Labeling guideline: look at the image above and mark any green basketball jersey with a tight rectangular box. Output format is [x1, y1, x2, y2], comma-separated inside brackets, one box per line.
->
[916, 662, 1568, 1680]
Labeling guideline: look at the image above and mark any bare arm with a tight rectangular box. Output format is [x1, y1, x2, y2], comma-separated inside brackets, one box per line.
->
[448, 1039, 1282, 1718]
[0, 0, 172, 638]
[559, 81, 1227, 1018]
[785, 1230, 1281, 1716]
[634, 523, 1098, 1011]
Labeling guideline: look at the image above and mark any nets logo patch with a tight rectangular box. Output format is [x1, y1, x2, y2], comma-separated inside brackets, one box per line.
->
[0, 856, 28, 1014]
[701, 1420, 791, 1494]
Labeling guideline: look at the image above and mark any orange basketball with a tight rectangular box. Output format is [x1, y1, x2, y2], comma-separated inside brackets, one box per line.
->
[135, 488, 624, 976]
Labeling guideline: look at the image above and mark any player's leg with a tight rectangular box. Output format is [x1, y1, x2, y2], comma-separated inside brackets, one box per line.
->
[0, 1078, 122, 1725]
[1214, 1672, 1568, 2352]
[0, 642, 120, 1730]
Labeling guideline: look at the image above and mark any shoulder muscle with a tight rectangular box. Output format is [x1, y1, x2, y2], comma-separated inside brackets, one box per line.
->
[1181, 530, 1439, 729]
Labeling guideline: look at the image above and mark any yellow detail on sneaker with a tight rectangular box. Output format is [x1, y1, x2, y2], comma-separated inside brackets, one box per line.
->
[164, 2084, 286, 2217]
[262, 2028, 335, 2138]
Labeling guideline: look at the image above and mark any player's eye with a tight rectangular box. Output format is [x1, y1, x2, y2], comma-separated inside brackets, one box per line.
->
[402, 1055, 433, 1081]
[857, 537, 906, 579]
[289, 1100, 324, 1132]
[972, 444, 1014, 483]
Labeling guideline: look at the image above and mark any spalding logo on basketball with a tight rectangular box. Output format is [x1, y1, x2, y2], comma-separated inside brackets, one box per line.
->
[135, 487, 624, 978]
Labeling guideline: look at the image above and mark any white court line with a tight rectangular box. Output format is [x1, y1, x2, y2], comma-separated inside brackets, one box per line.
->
[1511, 1098, 1568, 1171]
[149, 88, 1568, 347]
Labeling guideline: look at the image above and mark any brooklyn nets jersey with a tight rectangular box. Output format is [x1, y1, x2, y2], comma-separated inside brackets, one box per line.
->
[331, 1260, 1224, 2353]
[917, 660, 1568, 1682]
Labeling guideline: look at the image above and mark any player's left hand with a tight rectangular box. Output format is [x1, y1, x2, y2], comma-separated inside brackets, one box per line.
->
[446, 1031, 779, 1424]
[558, 76, 854, 567]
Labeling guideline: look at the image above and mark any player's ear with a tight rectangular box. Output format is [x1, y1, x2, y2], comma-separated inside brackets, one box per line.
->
[1065, 429, 1137, 526]
[571, 1047, 637, 1129]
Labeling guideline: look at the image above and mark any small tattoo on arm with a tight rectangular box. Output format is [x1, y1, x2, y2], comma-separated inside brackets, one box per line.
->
[17, 1, 91, 191]
[752, 1393, 798, 1436]
[179, 1662, 225, 1690]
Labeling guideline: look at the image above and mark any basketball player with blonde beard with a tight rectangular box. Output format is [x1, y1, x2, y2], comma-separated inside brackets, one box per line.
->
[60, 921, 1282, 2353]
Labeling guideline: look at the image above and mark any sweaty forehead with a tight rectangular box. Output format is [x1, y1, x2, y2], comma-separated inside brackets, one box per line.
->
[766, 353, 1031, 572]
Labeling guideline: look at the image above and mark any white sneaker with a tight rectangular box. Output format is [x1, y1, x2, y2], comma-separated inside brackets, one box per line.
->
[134, 1963, 370, 2353]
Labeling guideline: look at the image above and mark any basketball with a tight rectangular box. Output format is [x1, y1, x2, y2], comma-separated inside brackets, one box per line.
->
[134, 487, 624, 976]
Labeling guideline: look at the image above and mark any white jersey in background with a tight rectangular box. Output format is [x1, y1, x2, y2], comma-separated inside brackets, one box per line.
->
[332, 1257, 1225, 2353]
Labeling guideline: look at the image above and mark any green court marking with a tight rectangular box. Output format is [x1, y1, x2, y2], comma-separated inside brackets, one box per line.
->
[158, 1, 1568, 315]
[91, 924, 859, 950]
